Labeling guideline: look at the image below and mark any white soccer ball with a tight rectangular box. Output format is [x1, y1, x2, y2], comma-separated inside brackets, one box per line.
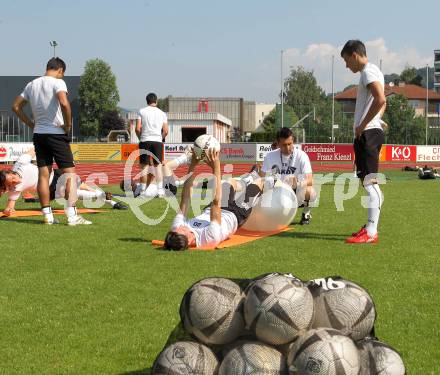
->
[180, 277, 245, 345]
[244, 274, 314, 345]
[152, 341, 219, 375]
[219, 341, 287, 375]
[308, 276, 376, 341]
[241, 181, 297, 232]
[193, 134, 221, 160]
[287, 328, 360, 375]
[357, 337, 406, 375]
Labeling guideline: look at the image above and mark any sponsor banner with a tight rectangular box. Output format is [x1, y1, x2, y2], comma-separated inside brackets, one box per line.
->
[379, 145, 387, 162]
[220, 143, 257, 162]
[386, 145, 416, 162]
[0, 142, 34, 162]
[256, 143, 302, 162]
[302, 144, 354, 162]
[121, 144, 139, 161]
[416, 146, 440, 162]
[164, 143, 192, 160]
[71, 144, 121, 161]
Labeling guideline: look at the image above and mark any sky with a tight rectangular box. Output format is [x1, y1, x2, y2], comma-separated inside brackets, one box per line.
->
[0, 0, 437, 109]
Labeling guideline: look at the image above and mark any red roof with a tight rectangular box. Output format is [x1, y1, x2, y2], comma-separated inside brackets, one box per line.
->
[335, 83, 440, 101]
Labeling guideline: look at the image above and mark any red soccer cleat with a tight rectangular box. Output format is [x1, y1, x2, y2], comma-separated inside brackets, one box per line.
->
[346, 232, 378, 244]
[351, 225, 366, 237]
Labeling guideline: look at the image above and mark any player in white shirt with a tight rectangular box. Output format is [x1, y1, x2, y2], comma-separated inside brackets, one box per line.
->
[0, 149, 127, 216]
[341, 40, 386, 244]
[136, 93, 169, 197]
[262, 127, 317, 225]
[12, 57, 90, 225]
[163, 149, 263, 250]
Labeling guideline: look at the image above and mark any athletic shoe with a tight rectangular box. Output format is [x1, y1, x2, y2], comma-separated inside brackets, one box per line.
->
[67, 215, 92, 226]
[165, 183, 177, 196]
[112, 202, 128, 210]
[346, 232, 378, 244]
[351, 225, 366, 237]
[44, 217, 59, 225]
[299, 212, 311, 225]
[157, 188, 166, 198]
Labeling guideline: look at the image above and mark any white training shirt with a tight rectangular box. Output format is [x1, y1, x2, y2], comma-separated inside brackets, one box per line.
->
[7, 154, 47, 201]
[20, 76, 68, 134]
[172, 209, 238, 247]
[137, 106, 167, 142]
[262, 148, 312, 182]
[354, 62, 385, 132]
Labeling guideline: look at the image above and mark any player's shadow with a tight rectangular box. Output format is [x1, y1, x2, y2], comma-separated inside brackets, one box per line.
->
[0, 217, 46, 225]
[118, 237, 147, 243]
[118, 368, 151, 375]
[277, 230, 347, 241]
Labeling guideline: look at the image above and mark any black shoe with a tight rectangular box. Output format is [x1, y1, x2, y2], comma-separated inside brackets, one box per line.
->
[300, 213, 311, 225]
[113, 202, 128, 210]
[201, 179, 209, 190]
[165, 183, 177, 196]
[249, 164, 261, 174]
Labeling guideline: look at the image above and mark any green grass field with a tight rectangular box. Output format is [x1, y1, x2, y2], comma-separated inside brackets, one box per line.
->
[1, 170, 439, 374]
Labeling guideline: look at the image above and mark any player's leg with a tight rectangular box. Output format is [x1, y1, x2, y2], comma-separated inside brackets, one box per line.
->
[296, 184, 317, 225]
[138, 141, 150, 193]
[149, 141, 165, 197]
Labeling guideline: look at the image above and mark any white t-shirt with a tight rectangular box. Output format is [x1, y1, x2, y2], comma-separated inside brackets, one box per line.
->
[7, 154, 52, 201]
[137, 106, 167, 142]
[21, 76, 68, 134]
[354, 62, 384, 132]
[172, 209, 238, 247]
[262, 148, 312, 182]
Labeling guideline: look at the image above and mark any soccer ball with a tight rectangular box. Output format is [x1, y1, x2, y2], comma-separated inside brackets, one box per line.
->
[180, 277, 245, 345]
[152, 341, 219, 375]
[219, 341, 287, 375]
[287, 328, 360, 375]
[241, 181, 298, 232]
[308, 276, 376, 341]
[244, 274, 314, 345]
[193, 134, 221, 160]
[357, 337, 406, 375]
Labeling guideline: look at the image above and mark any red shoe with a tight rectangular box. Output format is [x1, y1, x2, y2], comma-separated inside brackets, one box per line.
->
[351, 225, 366, 237]
[346, 232, 378, 244]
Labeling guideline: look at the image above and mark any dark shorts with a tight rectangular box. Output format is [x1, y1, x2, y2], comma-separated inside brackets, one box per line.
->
[33, 133, 75, 169]
[353, 128, 384, 179]
[139, 141, 164, 166]
[221, 182, 262, 228]
[49, 169, 63, 200]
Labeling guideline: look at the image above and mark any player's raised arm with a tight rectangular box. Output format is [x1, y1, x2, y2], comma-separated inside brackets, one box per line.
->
[179, 149, 199, 217]
[204, 148, 222, 224]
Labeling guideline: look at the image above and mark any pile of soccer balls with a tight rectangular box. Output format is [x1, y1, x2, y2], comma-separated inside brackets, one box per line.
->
[152, 273, 405, 374]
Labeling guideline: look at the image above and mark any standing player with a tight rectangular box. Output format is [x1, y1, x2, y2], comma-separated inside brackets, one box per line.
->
[262, 127, 316, 225]
[136, 93, 168, 197]
[12, 57, 91, 225]
[341, 40, 386, 244]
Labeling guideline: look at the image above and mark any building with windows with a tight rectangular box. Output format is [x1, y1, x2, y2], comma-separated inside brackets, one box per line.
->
[434, 49, 440, 94]
[0, 76, 80, 142]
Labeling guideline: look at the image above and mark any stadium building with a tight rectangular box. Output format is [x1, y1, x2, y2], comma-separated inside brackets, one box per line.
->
[0, 76, 80, 142]
[435, 49, 440, 94]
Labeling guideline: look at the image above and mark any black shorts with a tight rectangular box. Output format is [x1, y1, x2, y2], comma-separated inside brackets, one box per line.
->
[49, 169, 63, 200]
[139, 141, 163, 166]
[354, 128, 384, 179]
[33, 133, 75, 169]
[221, 182, 262, 228]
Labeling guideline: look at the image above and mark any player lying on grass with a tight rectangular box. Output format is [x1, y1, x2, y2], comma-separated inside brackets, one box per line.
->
[0, 149, 127, 216]
[163, 148, 263, 250]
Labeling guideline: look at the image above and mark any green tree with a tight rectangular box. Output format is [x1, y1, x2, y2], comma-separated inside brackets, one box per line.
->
[400, 66, 423, 86]
[100, 109, 125, 137]
[383, 94, 425, 144]
[157, 97, 169, 112]
[78, 59, 120, 138]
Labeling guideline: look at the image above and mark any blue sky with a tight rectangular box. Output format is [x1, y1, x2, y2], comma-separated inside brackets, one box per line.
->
[0, 0, 437, 108]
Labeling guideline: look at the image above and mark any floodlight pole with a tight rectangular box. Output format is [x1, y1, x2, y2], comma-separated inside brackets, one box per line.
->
[426, 64, 429, 145]
[50, 41, 58, 57]
[281, 49, 284, 128]
[331, 55, 335, 143]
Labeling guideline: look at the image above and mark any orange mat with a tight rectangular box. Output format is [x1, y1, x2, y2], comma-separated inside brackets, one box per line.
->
[0, 208, 103, 218]
[151, 226, 291, 251]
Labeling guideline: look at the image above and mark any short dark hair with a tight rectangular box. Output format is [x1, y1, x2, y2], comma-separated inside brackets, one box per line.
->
[340, 40, 366, 57]
[276, 127, 294, 141]
[46, 57, 66, 72]
[0, 170, 8, 193]
[146, 93, 158, 105]
[164, 231, 189, 251]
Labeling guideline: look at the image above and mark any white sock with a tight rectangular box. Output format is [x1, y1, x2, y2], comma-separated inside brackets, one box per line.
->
[303, 204, 311, 217]
[77, 190, 100, 200]
[140, 183, 147, 192]
[364, 184, 383, 237]
[65, 206, 77, 219]
[105, 199, 117, 207]
[157, 182, 164, 190]
[42, 206, 54, 221]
